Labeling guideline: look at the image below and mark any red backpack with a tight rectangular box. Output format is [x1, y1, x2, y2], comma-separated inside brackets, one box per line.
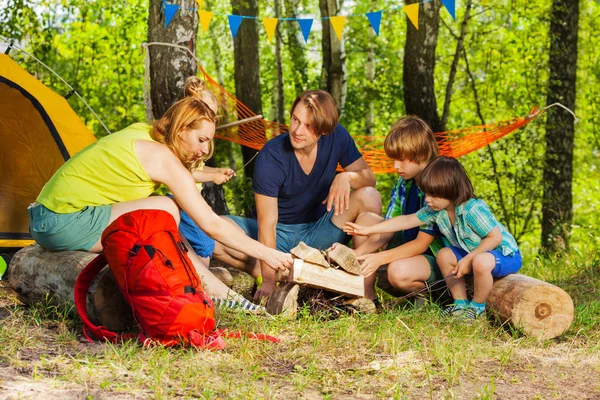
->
[74, 209, 277, 349]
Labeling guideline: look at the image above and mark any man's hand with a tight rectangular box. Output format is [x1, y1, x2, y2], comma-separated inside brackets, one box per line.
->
[453, 257, 472, 278]
[357, 253, 385, 278]
[343, 222, 371, 236]
[323, 173, 351, 215]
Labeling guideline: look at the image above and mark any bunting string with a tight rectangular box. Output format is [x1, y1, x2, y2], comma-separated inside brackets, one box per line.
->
[161, 0, 457, 42]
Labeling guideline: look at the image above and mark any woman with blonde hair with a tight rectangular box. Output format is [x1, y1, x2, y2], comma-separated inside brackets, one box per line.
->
[29, 94, 292, 310]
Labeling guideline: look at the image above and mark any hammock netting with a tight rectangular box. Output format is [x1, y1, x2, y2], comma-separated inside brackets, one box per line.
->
[199, 65, 542, 174]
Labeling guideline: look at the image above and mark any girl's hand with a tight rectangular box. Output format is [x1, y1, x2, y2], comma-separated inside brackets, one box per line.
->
[453, 258, 472, 278]
[343, 222, 371, 236]
[212, 168, 236, 185]
[357, 253, 384, 278]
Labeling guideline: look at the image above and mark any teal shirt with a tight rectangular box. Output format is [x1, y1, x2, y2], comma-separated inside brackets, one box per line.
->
[415, 198, 519, 256]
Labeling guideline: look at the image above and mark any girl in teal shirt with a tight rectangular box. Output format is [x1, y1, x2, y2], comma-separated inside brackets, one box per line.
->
[345, 156, 522, 321]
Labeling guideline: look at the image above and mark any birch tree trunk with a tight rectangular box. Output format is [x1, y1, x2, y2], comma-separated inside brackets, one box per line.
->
[147, 0, 228, 215]
[147, 0, 198, 119]
[232, 0, 262, 184]
[403, 0, 443, 133]
[320, 0, 347, 115]
[541, 0, 579, 252]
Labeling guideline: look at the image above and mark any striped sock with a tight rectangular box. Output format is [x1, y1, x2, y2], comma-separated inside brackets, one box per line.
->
[211, 297, 265, 313]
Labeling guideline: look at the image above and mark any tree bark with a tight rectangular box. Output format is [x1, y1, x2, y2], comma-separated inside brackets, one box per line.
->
[232, 0, 262, 184]
[403, 0, 443, 133]
[147, 0, 198, 119]
[284, 0, 309, 94]
[274, 0, 285, 125]
[541, 0, 579, 252]
[320, 0, 347, 115]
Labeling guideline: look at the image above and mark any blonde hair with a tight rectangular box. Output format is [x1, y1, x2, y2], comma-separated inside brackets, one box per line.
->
[151, 97, 217, 171]
[179, 76, 219, 114]
[384, 116, 438, 164]
[290, 90, 339, 136]
[419, 156, 474, 204]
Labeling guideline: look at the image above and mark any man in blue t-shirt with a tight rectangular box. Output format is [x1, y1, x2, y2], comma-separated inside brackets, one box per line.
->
[213, 90, 381, 300]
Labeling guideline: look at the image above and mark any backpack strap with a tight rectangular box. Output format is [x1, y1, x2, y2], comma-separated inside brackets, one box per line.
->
[74, 254, 121, 343]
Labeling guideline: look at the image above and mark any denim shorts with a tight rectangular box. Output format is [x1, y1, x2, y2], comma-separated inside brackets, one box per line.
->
[28, 203, 112, 251]
[448, 246, 522, 278]
[167, 194, 215, 258]
[226, 207, 349, 252]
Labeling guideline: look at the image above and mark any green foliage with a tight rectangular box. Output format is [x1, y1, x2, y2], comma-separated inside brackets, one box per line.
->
[2, 0, 599, 255]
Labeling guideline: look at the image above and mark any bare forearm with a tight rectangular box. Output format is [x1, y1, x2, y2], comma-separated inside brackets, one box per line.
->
[341, 169, 376, 189]
[354, 232, 394, 256]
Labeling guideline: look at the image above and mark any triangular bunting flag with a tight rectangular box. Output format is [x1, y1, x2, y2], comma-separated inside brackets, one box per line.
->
[196, 0, 204, 10]
[403, 3, 420, 30]
[297, 19, 313, 43]
[263, 18, 278, 42]
[228, 15, 244, 39]
[366, 11, 382, 36]
[199, 10, 213, 33]
[329, 16, 346, 41]
[441, 0, 456, 20]
[164, 3, 179, 29]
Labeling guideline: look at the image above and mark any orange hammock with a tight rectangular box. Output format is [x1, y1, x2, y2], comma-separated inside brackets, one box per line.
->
[200, 65, 543, 174]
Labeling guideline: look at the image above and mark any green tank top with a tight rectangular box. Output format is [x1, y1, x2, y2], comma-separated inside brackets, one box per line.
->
[38, 123, 160, 213]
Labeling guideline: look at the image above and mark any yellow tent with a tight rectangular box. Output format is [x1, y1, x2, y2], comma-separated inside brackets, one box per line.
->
[0, 54, 97, 248]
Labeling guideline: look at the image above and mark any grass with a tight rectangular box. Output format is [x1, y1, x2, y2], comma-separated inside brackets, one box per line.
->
[0, 248, 599, 399]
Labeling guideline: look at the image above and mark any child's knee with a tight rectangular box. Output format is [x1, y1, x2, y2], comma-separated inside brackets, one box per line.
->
[472, 252, 495, 274]
[436, 247, 456, 266]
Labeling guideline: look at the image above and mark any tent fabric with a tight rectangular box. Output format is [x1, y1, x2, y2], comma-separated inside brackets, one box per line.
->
[0, 54, 97, 248]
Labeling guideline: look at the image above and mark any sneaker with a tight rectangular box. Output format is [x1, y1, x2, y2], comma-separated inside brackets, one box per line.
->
[211, 297, 267, 314]
[463, 306, 486, 322]
[440, 304, 468, 318]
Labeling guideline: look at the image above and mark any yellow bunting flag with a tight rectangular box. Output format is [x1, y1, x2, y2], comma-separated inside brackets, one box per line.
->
[329, 16, 346, 40]
[199, 10, 213, 33]
[403, 3, 420, 30]
[263, 18, 279, 42]
[196, 0, 203, 10]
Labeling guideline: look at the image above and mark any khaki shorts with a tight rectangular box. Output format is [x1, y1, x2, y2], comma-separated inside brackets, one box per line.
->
[28, 203, 111, 251]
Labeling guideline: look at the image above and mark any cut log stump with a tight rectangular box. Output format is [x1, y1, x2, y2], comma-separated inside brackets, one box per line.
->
[377, 266, 574, 340]
[7, 244, 134, 331]
[266, 282, 300, 317]
[487, 274, 574, 340]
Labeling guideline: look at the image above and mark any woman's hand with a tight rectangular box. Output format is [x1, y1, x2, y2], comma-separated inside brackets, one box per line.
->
[357, 253, 385, 278]
[343, 222, 371, 236]
[261, 248, 293, 272]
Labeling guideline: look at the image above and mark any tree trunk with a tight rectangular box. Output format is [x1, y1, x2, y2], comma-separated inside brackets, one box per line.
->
[403, 0, 443, 133]
[148, 0, 228, 217]
[320, 0, 347, 115]
[147, 0, 198, 119]
[232, 0, 262, 184]
[274, 0, 285, 126]
[541, 0, 579, 252]
[284, 0, 309, 94]
[7, 245, 134, 331]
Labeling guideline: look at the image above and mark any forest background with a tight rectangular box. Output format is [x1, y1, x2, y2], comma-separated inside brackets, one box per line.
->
[1, 0, 598, 257]
[1, 1, 600, 398]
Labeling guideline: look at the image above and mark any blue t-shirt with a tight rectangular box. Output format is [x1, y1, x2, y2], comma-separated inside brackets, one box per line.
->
[252, 124, 362, 224]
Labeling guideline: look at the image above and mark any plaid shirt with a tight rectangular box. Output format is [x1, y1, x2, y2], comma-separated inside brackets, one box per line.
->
[385, 177, 443, 255]
[416, 198, 519, 256]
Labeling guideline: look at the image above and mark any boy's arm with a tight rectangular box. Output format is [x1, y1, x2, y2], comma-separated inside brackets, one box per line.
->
[454, 226, 502, 278]
[358, 232, 435, 277]
[345, 213, 422, 236]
